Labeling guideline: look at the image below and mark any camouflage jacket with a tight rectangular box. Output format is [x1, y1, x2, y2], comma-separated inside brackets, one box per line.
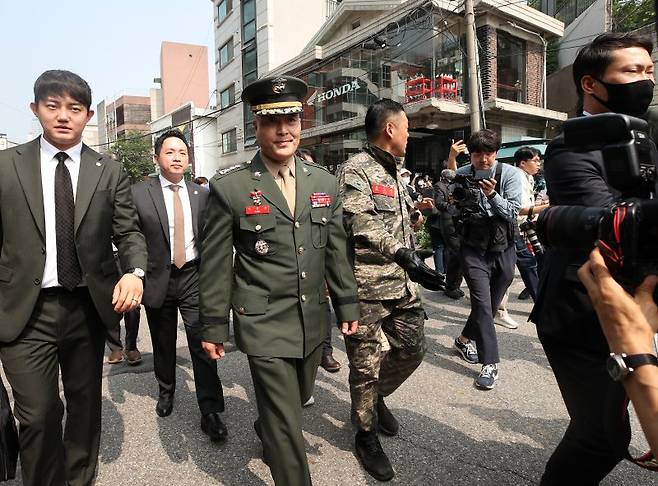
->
[337, 144, 418, 301]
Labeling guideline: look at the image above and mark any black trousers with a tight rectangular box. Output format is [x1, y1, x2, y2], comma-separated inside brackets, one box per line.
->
[105, 306, 140, 352]
[145, 263, 224, 415]
[322, 306, 334, 356]
[539, 334, 629, 485]
[0, 288, 105, 486]
[459, 244, 516, 364]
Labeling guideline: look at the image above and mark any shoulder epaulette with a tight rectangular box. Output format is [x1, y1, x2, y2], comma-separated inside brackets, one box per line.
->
[213, 162, 249, 179]
[304, 160, 330, 173]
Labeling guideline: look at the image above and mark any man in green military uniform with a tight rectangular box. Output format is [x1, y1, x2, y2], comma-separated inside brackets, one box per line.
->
[337, 99, 444, 481]
[199, 76, 360, 486]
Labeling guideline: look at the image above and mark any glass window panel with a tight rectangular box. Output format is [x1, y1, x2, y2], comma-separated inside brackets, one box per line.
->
[243, 0, 255, 23]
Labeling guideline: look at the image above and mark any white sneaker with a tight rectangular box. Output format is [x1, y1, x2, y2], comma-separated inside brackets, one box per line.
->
[302, 395, 315, 407]
[495, 310, 519, 329]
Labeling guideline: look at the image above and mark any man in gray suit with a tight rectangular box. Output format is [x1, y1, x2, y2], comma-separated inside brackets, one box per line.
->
[0, 70, 147, 486]
[131, 129, 226, 439]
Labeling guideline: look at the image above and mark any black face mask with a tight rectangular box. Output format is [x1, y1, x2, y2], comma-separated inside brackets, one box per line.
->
[592, 78, 655, 116]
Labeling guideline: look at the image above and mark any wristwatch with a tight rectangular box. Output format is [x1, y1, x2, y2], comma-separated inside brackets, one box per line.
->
[126, 267, 145, 280]
[606, 352, 658, 382]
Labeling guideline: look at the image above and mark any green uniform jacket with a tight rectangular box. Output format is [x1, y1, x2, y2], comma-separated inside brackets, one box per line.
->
[199, 152, 360, 358]
[0, 138, 147, 342]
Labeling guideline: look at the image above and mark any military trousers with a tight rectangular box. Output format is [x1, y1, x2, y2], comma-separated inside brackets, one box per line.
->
[248, 343, 323, 486]
[345, 291, 425, 431]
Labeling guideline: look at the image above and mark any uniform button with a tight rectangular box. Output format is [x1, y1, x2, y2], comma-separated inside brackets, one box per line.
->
[301, 271, 307, 279]
[33, 278, 41, 285]
[301, 294, 306, 302]
[298, 246, 305, 254]
[255, 224, 262, 231]
[294, 221, 301, 228]
[238, 307, 246, 314]
[321, 217, 327, 224]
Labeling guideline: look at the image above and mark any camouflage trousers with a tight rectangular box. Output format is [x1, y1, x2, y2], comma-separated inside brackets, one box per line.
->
[345, 291, 425, 431]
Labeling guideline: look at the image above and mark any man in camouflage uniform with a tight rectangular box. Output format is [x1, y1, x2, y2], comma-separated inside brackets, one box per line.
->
[337, 99, 444, 481]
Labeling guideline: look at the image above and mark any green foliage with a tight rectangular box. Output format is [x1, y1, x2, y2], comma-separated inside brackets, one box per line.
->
[109, 131, 154, 183]
[612, 0, 655, 32]
[416, 225, 432, 249]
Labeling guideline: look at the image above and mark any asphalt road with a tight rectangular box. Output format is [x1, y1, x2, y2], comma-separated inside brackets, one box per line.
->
[4, 275, 658, 485]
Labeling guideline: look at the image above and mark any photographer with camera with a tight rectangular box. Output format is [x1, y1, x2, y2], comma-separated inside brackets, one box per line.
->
[514, 146, 549, 302]
[448, 129, 524, 389]
[529, 33, 655, 484]
[578, 247, 658, 458]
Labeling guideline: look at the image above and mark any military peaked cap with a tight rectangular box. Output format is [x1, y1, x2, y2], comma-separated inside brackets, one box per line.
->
[241, 76, 308, 116]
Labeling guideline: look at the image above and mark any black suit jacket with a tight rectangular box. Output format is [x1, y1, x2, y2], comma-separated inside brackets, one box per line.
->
[0, 138, 147, 342]
[131, 177, 207, 308]
[530, 133, 618, 346]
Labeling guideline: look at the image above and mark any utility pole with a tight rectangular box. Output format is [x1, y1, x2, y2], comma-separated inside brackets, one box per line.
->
[465, 0, 481, 131]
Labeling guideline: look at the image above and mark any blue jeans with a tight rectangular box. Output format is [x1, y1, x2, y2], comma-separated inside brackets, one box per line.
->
[515, 234, 539, 301]
[429, 227, 446, 274]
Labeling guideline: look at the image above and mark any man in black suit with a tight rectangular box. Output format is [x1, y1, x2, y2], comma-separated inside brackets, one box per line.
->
[131, 129, 226, 440]
[0, 70, 147, 486]
[530, 33, 656, 484]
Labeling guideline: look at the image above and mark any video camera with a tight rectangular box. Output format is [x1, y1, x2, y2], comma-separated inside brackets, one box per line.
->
[445, 169, 492, 216]
[536, 113, 658, 287]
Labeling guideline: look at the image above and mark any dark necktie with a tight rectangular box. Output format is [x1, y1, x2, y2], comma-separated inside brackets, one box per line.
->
[54, 151, 82, 290]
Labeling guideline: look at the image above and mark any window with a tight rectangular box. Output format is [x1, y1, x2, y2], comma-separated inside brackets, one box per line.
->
[382, 64, 391, 88]
[242, 43, 258, 145]
[497, 31, 526, 103]
[222, 129, 237, 154]
[219, 38, 234, 70]
[220, 84, 235, 109]
[217, 0, 231, 23]
[242, 0, 256, 44]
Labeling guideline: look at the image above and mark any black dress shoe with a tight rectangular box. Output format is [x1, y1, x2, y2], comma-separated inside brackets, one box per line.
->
[444, 288, 465, 300]
[377, 395, 399, 436]
[320, 353, 341, 372]
[155, 395, 173, 417]
[518, 288, 531, 300]
[355, 430, 394, 481]
[201, 412, 228, 442]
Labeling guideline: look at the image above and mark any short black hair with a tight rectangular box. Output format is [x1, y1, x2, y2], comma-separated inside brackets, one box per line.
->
[154, 129, 190, 156]
[514, 146, 540, 165]
[573, 33, 653, 101]
[34, 70, 92, 109]
[194, 176, 208, 185]
[365, 98, 405, 140]
[467, 129, 500, 153]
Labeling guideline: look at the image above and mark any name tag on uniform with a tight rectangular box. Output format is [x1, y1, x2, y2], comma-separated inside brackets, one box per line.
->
[371, 184, 396, 197]
[245, 205, 271, 215]
[310, 192, 332, 208]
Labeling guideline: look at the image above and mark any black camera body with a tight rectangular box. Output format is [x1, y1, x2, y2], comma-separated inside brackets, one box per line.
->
[537, 113, 658, 287]
[450, 173, 482, 217]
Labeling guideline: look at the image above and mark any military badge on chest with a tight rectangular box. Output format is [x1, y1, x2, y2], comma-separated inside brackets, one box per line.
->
[245, 190, 271, 255]
[310, 192, 332, 208]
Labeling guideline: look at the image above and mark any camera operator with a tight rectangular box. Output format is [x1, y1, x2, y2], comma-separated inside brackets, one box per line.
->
[449, 129, 524, 389]
[578, 247, 658, 458]
[514, 147, 549, 302]
[529, 33, 656, 484]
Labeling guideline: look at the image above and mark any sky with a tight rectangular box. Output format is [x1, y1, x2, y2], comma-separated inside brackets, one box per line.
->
[0, 0, 216, 144]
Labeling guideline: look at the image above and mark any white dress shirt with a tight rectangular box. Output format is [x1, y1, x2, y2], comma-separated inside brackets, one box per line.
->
[159, 175, 198, 263]
[40, 136, 83, 288]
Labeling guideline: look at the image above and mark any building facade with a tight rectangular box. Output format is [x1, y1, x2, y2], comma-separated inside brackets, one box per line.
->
[96, 96, 152, 152]
[160, 42, 210, 114]
[264, 0, 566, 175]
[210, 0, 336, 168]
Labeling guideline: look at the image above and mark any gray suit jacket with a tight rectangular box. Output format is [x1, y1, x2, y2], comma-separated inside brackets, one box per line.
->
[131, 176, 207, 308]
[0, 137, 147, 342]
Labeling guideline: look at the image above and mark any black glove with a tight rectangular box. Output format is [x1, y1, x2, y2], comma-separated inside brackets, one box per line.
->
[394, 248, 446, 291]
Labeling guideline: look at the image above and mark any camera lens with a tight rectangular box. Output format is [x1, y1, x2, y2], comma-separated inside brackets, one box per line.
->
[536, 206, 606, 250]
